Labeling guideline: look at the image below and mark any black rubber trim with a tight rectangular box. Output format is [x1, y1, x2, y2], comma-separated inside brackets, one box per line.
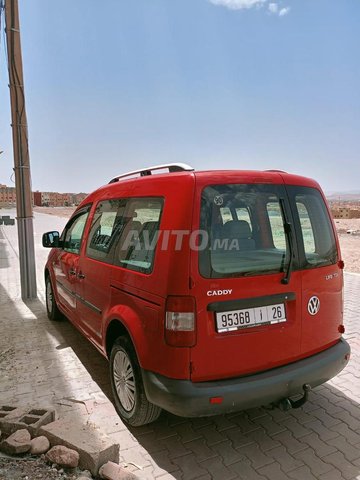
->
[207, 292, 296, 312]
[56, 280, 102, 314]
[56, 280, 75, 298]
[78, 296, 102, 315]
[142, 339, 350, 417]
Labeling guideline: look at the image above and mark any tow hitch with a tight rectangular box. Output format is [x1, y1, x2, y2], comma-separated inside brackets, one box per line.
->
[279, 384, 312, 411]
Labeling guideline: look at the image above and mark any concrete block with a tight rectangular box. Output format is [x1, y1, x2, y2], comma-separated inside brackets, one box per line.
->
[0, 405, 56, 436]
[0, 428, 31, 455]
[99, 461, 138, 479]
[40, 420, 119, 476]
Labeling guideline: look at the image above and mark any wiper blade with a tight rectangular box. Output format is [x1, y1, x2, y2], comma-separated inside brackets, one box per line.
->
[279, 198, 294, 285]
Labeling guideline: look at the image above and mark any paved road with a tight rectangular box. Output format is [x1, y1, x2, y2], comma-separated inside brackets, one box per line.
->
[1, 211, 360, 479]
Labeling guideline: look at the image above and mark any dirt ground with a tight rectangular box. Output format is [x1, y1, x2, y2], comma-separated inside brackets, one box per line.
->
[33, 206, 76, 218]
[334, 218, 360, 274]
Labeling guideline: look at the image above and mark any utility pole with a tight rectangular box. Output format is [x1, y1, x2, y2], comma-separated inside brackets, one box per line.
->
[4, 0, 37, 299]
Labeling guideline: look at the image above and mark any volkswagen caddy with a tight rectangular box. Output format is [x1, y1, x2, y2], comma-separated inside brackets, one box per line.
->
[43, 164, 350, 426]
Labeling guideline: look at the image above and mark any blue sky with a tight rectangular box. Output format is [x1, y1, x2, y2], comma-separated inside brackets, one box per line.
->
[0, 0, 359, 194]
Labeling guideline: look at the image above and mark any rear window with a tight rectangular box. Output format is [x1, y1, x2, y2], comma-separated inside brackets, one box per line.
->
[199, 184, 290, 278]
[289, 186, 337, 268]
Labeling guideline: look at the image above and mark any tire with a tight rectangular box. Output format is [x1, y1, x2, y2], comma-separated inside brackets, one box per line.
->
[45, 275, 63, 321]
[110, 336, 162, 426]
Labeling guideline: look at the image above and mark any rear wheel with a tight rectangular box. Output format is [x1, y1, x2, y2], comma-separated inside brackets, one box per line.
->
[110, 336, 162, 426]
[45, 275, 63, 321]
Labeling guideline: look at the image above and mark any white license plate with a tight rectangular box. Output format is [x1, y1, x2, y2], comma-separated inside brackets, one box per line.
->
[216, 303, 286, 333]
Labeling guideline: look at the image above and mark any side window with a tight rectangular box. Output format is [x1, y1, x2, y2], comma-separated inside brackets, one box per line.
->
[235, 207, 252, 231]
[63, 208, 90, 254]
[219, 207, 252, 230]
[86, 199, 127, 262]
[114, 197, 164, 274]
[296, 202, 316, 254]
[220, 207, 232, 224]
[266, 202, 287, 250]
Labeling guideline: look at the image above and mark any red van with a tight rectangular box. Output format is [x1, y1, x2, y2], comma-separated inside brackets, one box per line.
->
[43, 164, 350, 426]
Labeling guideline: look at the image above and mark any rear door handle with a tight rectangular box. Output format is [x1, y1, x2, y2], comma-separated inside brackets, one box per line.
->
[77, 272, 86, 279]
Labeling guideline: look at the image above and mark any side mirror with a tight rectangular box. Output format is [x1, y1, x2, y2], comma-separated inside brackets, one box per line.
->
[42, 231, 60, 248]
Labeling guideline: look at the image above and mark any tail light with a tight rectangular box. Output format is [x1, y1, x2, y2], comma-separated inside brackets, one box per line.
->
[165, 296, 196, 347]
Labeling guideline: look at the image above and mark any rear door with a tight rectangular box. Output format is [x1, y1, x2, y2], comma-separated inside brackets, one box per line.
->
[76, 199, 125, 345]
[190, 177, 303, 382]
[286, 185, 343, 356]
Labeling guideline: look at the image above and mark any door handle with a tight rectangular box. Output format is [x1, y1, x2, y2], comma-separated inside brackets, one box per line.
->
[69, 269, 76, 276]
[77, 272, 86, 279]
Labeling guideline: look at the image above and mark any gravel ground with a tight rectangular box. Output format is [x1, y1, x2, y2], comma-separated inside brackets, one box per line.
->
[0, 454, 88, 480]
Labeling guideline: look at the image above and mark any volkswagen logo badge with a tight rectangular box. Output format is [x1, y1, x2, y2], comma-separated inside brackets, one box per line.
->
[308, 296, 320, 316]
[214, 195, 223, 206]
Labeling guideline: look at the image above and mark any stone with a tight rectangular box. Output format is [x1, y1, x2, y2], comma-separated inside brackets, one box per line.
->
[75, 471, 93, 480]
[30, 436, 50, 455]
[0, 428, 31, 455]
[99, 461, 138, 480]
[40, 421, 119, 475]
[0, 406, 56, 436]
[46, 445, 79, 468]
[79, 471, 92, 478]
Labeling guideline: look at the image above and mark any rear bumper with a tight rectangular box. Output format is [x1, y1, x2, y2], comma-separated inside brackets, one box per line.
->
[142, 339, 350, 417]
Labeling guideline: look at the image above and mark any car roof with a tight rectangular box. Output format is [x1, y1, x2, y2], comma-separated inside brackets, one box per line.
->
[79, 168, 321, 209]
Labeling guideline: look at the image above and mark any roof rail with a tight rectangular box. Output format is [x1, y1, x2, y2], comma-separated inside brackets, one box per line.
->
[109, 163, 194, 184]
[264, 169, 287, 173]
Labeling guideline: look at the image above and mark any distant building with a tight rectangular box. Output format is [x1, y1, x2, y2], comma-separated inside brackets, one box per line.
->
[331, 207, 360, 219]
[1, 185, 87, 208]
[33, 191, 42, 206]
[0, 184, 16, 207]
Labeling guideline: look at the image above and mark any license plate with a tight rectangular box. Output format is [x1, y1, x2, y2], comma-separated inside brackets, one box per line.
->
[216, 303, 286, 333]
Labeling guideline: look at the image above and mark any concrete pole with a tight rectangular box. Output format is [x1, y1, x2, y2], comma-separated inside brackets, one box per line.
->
[4, 0, 37, 299]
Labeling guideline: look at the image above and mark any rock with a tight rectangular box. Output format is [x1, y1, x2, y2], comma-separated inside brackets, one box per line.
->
[46, 445, 79, 468]
[99, 461, 138, 480]
[0, 428, 31, 454]
[76, 471, 92, 479]
[30, 436, 50, 455]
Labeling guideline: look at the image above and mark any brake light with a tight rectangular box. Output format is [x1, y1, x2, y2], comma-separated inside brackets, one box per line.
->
[165, 296, 196, 347]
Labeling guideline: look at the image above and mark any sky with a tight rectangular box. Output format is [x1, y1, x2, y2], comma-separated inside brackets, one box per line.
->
[0, 0, 359, 194]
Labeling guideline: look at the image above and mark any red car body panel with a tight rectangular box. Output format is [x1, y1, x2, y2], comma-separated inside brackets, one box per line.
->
[44, 168, 349, 418]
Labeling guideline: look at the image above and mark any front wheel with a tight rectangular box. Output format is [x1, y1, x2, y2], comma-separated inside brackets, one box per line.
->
[110, 336, 162, 426]
[45, 275, 63, 321]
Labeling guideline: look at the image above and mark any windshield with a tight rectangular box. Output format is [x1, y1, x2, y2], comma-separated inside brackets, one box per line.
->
[199, 184, 290, 278]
